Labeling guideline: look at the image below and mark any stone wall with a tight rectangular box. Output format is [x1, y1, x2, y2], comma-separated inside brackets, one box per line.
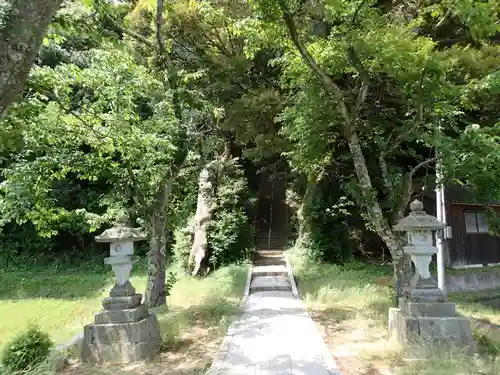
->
[445, 269, 500, 293]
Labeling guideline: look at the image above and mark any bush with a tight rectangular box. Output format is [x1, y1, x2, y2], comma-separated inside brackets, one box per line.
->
[207, 159, 253, 269]
[172, 224, 193, 274]
[298, 181, 355, 263]
[1, 325, 54, 372]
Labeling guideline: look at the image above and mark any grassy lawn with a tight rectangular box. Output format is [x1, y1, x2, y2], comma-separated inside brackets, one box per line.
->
[0, 261, 248, 375]
[0, 263, 113, 347]
[288, 248, 500, 375]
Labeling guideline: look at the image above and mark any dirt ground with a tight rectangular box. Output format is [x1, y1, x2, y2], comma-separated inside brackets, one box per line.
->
[310, 310, 396, 375]
[60, 325, 224, 375]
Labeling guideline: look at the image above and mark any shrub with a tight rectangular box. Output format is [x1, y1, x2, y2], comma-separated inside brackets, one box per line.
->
[207, 159, 253, 269]
[1, 325, 54, 372]
[172, 224, 193, 273]
[297, 180, 355, 263]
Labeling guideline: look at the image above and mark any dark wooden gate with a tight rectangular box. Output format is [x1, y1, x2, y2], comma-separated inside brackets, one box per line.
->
[254, 168, 288, 251]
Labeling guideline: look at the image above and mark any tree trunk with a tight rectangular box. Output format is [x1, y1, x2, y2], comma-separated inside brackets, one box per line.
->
[189, 163, 216, 276]
[344, 127, 411, 301]
[278, 5, 413, 303]
[0, 0, 62, 117]
[144, 178, 174, 308]
[145, 212, 167, 308]
[189, 139, 232, 276]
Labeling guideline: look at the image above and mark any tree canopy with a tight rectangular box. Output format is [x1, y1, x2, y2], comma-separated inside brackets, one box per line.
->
[1, 0, 500, 305]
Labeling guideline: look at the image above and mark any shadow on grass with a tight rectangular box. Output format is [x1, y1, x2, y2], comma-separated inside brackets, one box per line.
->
[391, 342, 500, 375]
[0, 270, 111, 300]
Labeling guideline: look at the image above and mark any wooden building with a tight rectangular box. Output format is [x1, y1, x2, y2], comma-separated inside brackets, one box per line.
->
[426, 185, 500, 268]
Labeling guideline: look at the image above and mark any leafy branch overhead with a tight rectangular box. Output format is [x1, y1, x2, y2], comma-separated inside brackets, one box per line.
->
[1, 0, 500, 306]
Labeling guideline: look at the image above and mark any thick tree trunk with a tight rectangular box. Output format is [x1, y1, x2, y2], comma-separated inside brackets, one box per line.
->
[344, 127, 411, 301]
[0, 0, 62, 116]
[189, 164, 215, 276]
[189, 140, 232, 276]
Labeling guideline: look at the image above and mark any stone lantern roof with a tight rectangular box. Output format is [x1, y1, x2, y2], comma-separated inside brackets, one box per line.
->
[394, 200, 446, 232]
[95, 214, 147, 243]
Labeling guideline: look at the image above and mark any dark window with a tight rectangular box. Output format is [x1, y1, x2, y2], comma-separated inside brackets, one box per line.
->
[464, 212, 489, 234]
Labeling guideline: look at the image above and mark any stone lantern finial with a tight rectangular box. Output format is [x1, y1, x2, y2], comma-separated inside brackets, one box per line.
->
[115, 213, 129, 227]
[410, 199, 423, 212]
[394, 199, 445, 233]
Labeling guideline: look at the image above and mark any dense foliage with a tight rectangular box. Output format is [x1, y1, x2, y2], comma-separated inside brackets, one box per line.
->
[2, 0, 500, 304]
[173, 158, 254, 273]
[206, 159, 254, 269]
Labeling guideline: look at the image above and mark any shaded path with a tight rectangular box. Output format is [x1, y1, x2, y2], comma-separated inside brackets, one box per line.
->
[207, 252, 341, 375]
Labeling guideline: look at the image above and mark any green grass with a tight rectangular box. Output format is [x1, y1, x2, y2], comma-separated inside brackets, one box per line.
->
[0, 261, 248, 356]
[156, 264, 248, 349]
[288, 247, 500, 375]
[450, 290, 500, 326]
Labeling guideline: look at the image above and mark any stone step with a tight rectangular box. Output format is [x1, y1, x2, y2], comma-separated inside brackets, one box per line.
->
[252, 265, 288, 277]
[255, 250, 284, 258]
[253, 258, 286, 267]
[255, 239, 288, 245]
[254, 232, 287, 237]
[255, 244, 287, 250]
[249, 275, 292, 293]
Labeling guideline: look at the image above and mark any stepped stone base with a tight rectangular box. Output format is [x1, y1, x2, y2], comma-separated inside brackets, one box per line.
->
[102, 294, 143, 310]
[81, 313, 161, 363]
[95, 305, 149, 324]
[400, 302, 456, 318]
[389, 307, 476, 353]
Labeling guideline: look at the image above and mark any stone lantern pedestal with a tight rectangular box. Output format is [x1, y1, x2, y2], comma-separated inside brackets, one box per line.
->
[81, 216, 162, 363]
[388, 201, 476, 352]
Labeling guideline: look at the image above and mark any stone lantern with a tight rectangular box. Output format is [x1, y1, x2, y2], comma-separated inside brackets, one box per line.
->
[394, 199, 447, 303]
[389, 200, 476, 351]
[81, 215, 162, 363]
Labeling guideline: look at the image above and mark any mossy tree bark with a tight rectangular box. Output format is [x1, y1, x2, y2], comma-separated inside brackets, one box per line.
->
[0, 0, 62, 116]
[145, 179, 174, 308]
[189, 164, 215, 277]
[189, 139, 233, 276]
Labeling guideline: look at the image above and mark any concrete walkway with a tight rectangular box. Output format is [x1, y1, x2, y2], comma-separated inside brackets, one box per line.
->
[207, 258, 341, 375]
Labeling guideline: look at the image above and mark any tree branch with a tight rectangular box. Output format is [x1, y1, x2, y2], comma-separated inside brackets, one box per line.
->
[347, 45, 370, 112]
[409, 157, 438, 180]
[223, 18, 237, 55]
[379, 152, 393, 192]
[156, 0, 166, 55]
[383, 122, 419, 157]
[120, 27, 156, 49]
[278, 0, 351, 124]
[400, 156, 438, 214]
[435, 2, 456, 29]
